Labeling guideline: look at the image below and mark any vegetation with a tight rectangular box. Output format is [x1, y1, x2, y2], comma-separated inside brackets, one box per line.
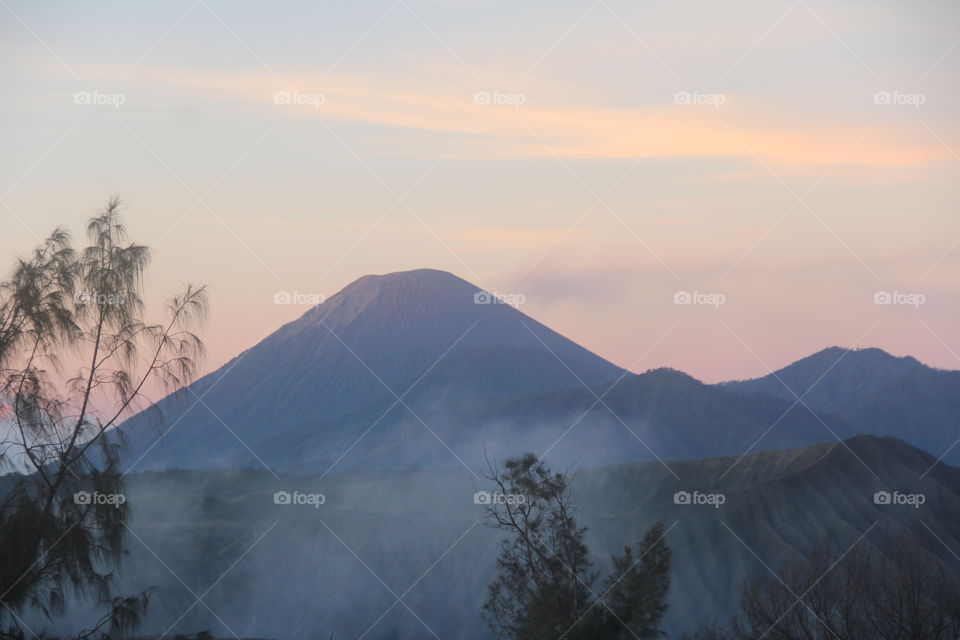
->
[682, 536, 960, 640]
[0, 200, 207, 639]
[481, 453, 671, 640]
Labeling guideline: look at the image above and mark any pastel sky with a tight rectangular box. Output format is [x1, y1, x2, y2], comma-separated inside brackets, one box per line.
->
[1, 0, 958, 384]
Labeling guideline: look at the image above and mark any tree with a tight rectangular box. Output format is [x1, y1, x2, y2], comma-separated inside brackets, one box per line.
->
[595, 522, 672, 640]
[0, 199, 208, 639]
[682, 535, 960, 640]
[480, 453, 671, 640]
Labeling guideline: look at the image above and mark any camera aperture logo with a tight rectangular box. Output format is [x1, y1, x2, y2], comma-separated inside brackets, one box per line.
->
[273, 490, 325, 508]
[74, 491, 126, 508]
[873, 90, 925, 108]
[674, 290, 726, 308]
[673, 490, 725, 509]
[274, 290, 326, 306]
[473, 90, 526, 108]
[873, 491, 924, 509]
[75, 291, 126, 306]
[673, 91, 726, 108]
[474, 491, 526, 506]
[873, 290, 925, 309]
[273, 91, 326, 108]
[473, 291, 526, 307]
[73, 90, 125, 108]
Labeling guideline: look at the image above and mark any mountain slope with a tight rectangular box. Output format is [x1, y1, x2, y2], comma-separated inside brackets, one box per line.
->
[724, 347, 960, 463]
[722, 346, 929, 406]
[235, 366, 861, 474]
[117, 269, 625, 471]
[447, 367, 858, 465]
[49, 435, 960, 639]
[118, 281, 959, 475]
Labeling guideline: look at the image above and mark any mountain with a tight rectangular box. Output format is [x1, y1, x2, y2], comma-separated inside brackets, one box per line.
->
[723, 347, 960, 463]
[423, 367, 858, 469]
[118, 272, 959, 475]
[117, 269, 625, 471]
[46, 435, 960, 639]
[721, 346, 928, 405]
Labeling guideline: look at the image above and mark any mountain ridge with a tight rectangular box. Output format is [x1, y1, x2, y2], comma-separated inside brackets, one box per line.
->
[722, 345, 960, 464]
[116, 269, 960, 473]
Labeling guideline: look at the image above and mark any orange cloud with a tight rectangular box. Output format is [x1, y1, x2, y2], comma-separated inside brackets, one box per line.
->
[99, 66, 948, 167]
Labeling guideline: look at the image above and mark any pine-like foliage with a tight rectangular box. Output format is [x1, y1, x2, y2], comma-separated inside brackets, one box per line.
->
[0, 199, 208, 639]
[481, 454, 671, 640]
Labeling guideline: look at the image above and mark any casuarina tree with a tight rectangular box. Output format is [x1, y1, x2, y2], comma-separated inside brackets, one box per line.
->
[0, 199, 208, 639]
[481, 453, 671, 640]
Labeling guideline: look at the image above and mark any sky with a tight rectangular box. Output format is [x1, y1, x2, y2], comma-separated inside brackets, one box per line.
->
[1, 0, 958, 384]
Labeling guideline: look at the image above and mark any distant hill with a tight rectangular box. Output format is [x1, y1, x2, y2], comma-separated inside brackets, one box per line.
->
[723, 347, 960, 464]
[442, 367, 857, 465]
[44, 435, 960, 639]
[115, 271, 959, 475]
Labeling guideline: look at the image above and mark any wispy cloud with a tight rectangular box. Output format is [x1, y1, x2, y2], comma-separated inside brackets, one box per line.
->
[85, 66, 949, 167]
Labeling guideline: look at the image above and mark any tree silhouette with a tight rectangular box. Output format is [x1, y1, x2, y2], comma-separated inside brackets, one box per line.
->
[0, 199, 208, 639]
[682, 535, 960, 640]
[481, 453, 671, 640]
